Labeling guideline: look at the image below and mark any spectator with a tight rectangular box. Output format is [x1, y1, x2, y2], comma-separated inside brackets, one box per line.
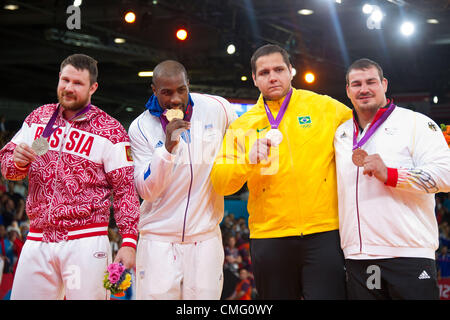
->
[19, 222, 29, 241]
[1, 197, 16, 228]
[0, 224, 13, 274]
[437, 246, 450, 278]
[224, 234, 242, 277]
[7, 223, 23, 274]
[226, 268, 253, 300]
[439, 222, 450, 249]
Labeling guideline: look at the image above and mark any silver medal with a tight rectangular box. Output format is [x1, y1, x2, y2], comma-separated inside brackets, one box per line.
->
[265, 129, 283, 147]
[31, 137, 49, 156]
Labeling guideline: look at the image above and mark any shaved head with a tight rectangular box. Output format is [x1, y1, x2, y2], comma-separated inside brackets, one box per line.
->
[152, 60, 189, 87]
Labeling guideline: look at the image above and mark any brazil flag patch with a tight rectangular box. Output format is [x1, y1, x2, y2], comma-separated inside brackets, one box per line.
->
[298, 116, 312, 127]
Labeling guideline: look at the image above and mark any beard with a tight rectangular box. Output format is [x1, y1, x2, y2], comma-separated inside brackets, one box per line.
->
[57, 90, 90, 112]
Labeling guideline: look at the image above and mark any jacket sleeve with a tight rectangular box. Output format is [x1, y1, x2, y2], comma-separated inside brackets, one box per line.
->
[387, 113, 450, 194]
[128, 117, 178, 203]
[103, 137, 140, 249]
[0, 121, 34, 181]
[211, 123, 253, 196]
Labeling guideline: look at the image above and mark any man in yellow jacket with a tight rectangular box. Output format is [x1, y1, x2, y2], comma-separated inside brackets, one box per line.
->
[211, 44, 352, 299]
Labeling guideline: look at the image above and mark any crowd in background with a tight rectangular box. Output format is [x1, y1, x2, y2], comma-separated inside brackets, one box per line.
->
[1, 115, 450, 299]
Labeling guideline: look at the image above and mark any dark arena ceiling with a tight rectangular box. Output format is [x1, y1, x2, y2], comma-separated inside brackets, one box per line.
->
[1, 0, 449, 129]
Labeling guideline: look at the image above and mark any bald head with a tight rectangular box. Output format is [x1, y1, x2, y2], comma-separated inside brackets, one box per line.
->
[151, 60, 190, 112]
[152, 60, 189, 87]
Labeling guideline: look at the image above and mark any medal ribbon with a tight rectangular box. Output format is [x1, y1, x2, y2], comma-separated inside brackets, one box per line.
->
[41, 103, 92, 139]
[352, 100, 395, 151]
[263, 88, 293, 129]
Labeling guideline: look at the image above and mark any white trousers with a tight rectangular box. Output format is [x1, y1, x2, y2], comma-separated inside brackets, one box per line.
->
[11, 236, 112, 300]
[136, 235, 224, 300]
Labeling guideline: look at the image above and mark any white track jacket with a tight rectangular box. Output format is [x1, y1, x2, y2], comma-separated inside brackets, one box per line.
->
[129, 93, 237, 242]
[334, 106, 450, 260]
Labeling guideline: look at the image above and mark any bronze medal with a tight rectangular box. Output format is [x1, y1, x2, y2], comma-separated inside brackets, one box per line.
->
[352, 148, 368, 167]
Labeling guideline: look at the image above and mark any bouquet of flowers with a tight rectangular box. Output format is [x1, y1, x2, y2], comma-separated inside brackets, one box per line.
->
[103, 262, 132, 297]
[441, 124, 450, 147]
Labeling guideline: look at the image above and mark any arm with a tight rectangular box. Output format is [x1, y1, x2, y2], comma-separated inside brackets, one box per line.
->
[211, 125, 253, 196]
[0, 121, 37, 181]
[104, 138, 140, 269]
[128, 118, 179, 202]
[364, 115, 450, 194]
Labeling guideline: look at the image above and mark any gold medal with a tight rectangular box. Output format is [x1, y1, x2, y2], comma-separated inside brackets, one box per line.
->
[352, 148, 368, 167]
[165, 109, 184, 122]
[31, 137, 49, 156]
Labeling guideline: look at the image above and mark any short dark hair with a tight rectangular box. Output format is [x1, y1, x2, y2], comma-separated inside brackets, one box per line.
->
[250, 44, 291, 75]
[152, 60, 189, 87]
[346, 58, 384, 85]
[60, 54, 98, 85]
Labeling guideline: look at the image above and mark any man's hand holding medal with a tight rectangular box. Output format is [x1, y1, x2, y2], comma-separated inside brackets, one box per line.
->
[13, 143, 37, 169]
[353, 150, 388, 183]
[163, 108, 189, 153]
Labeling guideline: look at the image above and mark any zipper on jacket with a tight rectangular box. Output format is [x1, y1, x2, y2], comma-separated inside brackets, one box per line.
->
[355, 168, 363, 253]
[181, 130, 193, 243]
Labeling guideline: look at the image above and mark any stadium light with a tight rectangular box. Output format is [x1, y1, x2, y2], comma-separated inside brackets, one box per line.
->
[304, 72, 315, 84]
[298, 9, 314, 15]
[227, 44, 236, 55]
[124, 11, 136, 23]
[114, 38, 126, 44]
[400, 21, 415, 36]
[4, 4, 19, 10]
[138, 71, 154, 77]
[176, 28, 188, 41]
[362, 4, 373, 14]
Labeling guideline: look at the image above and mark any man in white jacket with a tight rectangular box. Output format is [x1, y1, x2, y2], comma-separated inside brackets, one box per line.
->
[128, 60, 237, 299]
[334, 58, 450, 299]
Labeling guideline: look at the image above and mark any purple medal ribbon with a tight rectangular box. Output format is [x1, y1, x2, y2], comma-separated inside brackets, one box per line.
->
[263, 88, 293, 129]
[41, 103, 92, 139]
[352, 101, 396, 150]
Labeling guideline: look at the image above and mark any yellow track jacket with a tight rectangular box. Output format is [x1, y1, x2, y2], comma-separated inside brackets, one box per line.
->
[211, 88, 352, 239]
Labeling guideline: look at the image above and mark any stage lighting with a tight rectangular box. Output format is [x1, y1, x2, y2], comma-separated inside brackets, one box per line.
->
[362, 4, 373, 14]
[73, 0, 82, 7]
[370, 9, 383, 23]
[292, 68, 297, 76]
[176, 28, 188, 41]
[114, 38, 126, 44]
[298, 9, 314, 15]
[400, 21, 415, 36]
[138, 71, 154, 77]
[241, 76, 248, 81]
[227, 44, 236, 55]
[4, 4, 19, 10]
[304, 72, 315, 84]
[124, 11, 136, 23]
[433, 96, 439, 104]
[427, 19, 439, 24]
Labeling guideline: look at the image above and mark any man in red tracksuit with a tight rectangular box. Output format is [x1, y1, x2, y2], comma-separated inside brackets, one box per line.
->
[0, 54, 140, 299]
